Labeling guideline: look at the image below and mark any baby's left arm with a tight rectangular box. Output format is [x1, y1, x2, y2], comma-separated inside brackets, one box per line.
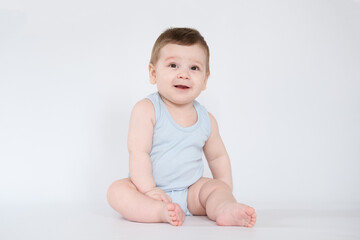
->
[203, 113, 233, 190]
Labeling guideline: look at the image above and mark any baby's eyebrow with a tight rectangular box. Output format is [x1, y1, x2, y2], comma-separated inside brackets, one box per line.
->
[189, 58, 205, 66]
[163, 56, 204, 66]
[164, 57, 177, 62]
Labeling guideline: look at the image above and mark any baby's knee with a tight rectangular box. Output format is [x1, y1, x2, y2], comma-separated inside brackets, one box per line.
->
[107, 178, 135, 198]
[200, 179, 231, 196]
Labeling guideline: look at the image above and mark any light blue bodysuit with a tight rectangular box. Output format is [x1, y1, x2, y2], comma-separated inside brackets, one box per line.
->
[146, 92, 211, 215]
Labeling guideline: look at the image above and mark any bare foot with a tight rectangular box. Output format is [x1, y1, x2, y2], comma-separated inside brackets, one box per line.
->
[162, 203, 186, 226]
[216, 202, 257, 227]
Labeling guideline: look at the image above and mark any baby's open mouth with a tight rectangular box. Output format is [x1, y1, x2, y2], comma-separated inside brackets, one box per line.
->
[175, 85, 189, 89]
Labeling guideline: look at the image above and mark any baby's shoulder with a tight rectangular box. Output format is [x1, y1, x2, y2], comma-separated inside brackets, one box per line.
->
[133, 98, 154, 110]
[131, 98, 156, 124]
[207, 111, 216, 121]
[206, 111, 219, 133]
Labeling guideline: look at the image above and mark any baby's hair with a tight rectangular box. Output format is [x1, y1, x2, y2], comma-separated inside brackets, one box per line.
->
[150, 27, 210, 74]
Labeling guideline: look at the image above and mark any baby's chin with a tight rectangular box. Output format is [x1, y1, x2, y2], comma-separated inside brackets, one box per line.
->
[169, 95, 198, 106]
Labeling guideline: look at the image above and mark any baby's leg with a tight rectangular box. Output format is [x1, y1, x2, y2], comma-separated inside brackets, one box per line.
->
[107, 178, 185, 226]
[188, 178, 256, 227]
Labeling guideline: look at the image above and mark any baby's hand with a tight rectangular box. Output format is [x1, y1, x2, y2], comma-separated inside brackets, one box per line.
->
[145, 187, 172, 203]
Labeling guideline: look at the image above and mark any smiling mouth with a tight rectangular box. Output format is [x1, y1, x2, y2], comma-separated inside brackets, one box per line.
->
[174, 85, 189, 89]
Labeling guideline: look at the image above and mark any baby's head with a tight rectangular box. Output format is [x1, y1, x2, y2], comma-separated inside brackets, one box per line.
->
[150, 27, 210, 75]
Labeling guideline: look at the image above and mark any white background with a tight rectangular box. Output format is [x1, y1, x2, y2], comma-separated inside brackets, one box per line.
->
[0, 0, 359, 210]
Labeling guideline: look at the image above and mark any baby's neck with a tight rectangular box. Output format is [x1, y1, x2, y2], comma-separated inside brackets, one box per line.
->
[159, 94, 192, 108]
[160, 96, 197, 128]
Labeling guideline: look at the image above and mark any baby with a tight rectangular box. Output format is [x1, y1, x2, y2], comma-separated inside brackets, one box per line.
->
[107, 27, 256, 227]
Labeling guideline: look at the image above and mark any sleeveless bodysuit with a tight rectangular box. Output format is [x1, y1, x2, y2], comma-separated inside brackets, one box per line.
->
[146, 92, 211, 214]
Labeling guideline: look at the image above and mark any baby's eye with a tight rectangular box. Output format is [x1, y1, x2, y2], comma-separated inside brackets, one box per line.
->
[169, 63, 178, 68]
[191, 66, 199, 71]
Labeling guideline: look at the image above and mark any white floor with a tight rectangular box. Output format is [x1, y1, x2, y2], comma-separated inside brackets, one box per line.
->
[1, 204, 360, 240]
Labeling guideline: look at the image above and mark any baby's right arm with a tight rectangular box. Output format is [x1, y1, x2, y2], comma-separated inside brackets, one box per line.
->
[128, 99, 171, 202]
[128, 99, 156, 193]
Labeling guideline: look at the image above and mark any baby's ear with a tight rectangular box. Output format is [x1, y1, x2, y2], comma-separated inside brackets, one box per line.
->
[202, 72, 210, 90]
[149, 64, 157, 84]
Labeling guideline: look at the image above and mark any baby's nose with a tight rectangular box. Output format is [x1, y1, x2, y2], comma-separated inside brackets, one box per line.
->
[177, 70, 189, 79]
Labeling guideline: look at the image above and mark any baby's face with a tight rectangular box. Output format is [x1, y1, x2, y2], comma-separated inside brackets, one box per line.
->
[149, 43, 209, 106]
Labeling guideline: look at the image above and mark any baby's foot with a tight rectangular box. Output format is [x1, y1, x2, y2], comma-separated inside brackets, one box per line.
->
[216, 202, 256, 227]
[162, 203, 185, 226]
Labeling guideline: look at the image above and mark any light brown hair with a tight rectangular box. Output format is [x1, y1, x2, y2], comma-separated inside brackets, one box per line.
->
[150, 27, 210, 74]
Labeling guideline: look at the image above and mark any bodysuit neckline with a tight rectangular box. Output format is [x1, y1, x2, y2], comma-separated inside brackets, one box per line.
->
[157, 92, 201, 132]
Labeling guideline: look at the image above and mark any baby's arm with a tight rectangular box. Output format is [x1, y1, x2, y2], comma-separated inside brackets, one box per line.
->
[128, 99, 171, 202]
[203, 113, 233, 190]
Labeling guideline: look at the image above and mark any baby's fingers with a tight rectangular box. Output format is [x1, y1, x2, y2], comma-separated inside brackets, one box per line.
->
[162, 194, 172, 203]
[152, 194, 164, 202]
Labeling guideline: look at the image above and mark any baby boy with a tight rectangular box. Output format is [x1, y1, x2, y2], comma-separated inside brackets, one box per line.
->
[107, 27, 256, 227]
